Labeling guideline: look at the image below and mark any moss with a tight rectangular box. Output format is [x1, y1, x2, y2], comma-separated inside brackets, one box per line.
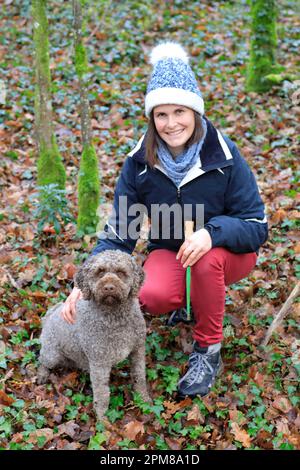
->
[77, 144, 100, 234]
[37, 136, 66, 189]
[264, 72, 298, 85]
[33, 0, 66, 190]
[75, 42, 88, 79]
[32, 0, 51, 86]
[246, 0, 281, 93]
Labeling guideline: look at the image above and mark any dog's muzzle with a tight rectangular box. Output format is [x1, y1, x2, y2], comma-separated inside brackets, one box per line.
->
[93, 275, 128, 305]
[101, 283, 121, 305]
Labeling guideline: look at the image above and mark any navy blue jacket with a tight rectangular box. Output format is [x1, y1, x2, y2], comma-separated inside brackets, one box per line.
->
[92, 118, 268, 256]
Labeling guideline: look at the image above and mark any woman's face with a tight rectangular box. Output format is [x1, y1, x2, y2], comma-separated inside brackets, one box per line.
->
[153, 104, 195, 156]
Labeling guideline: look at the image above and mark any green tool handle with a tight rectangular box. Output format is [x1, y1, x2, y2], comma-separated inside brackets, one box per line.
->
[184, 221, 194, 320]
[186, 266, 191, 318]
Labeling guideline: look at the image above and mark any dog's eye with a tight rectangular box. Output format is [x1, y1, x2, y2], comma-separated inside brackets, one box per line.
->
[95, 268, 105, 277]
[116, 270, 126, 278]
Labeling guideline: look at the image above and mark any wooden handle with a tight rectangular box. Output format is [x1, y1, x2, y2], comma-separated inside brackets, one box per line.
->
[184, 221, 194, 239]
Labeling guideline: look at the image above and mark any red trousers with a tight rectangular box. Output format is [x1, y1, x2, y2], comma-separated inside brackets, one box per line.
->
[139, 248, 257, 347]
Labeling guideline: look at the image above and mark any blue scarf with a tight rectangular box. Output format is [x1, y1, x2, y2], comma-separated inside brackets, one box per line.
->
[157, 117, 207, 187]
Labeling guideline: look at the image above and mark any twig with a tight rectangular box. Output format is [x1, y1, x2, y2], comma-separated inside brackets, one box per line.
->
[261, 281, 300, 347]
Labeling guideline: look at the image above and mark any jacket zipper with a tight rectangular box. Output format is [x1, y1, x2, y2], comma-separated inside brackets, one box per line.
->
[177, 187, 181, 204]
[177, 186, 185, 239]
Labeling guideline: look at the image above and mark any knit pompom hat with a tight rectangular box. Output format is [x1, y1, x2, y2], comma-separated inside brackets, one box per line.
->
[145, 42, 204, 117]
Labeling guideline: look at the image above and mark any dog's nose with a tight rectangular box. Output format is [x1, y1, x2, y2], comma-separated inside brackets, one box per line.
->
[103, 283, 115, 293]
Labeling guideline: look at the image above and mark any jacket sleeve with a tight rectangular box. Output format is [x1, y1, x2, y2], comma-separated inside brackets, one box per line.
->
[204, 139, 268, 253]
[91, 157, 142, 256]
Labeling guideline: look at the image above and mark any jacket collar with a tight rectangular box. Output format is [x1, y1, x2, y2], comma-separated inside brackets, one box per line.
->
[128, 117, 234, 174]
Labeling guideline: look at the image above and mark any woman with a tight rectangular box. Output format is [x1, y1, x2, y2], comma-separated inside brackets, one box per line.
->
[61, 42, 268, 398]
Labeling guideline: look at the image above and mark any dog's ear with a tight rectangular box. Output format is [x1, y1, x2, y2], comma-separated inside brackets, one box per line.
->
[130, 260, 145, 297]
[74, 258, 93, 300]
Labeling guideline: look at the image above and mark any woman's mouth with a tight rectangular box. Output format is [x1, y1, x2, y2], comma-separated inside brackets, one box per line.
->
[166, 129, 184, 136]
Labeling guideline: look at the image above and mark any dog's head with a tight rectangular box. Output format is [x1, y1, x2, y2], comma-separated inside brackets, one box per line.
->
[75, 250, 145, 306]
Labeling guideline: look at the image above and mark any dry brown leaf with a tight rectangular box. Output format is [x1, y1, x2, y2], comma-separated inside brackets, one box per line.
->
[253, 371, 265, 388]
[272, 396, 293, 414]
[251, 270, 267, 280]
[18, 269, 36, 286]
[57, 263, 77, 281]
[202, 396, 214, 413]
[43, 225, 56, 234]
[271, 209, 287, 224]
[0, 340, 6, 355]
[229, 409, 247, 426]
[0, 268, 9, 287]
[294, 242, 300, 254]
[28, 428, 54, 444]
[165, 436, 185, 450]
[124, 420, 144, 441]
[57, 421, 80, 438]
[0, 248, 14, 264]
[0, 389, 15, 406]
[11, 432, 24, 443]
[187, 403, 205, 424]
[162, 398, 192, 420]
[59, 442, 81, 450]
[256, 429, 273, 449]
[289, 210, 300, 219]
[275, 418, 290, 435]
[19, 224, 35, 241]
[28, 290, 48, 298]
[230, 422, 251, 448]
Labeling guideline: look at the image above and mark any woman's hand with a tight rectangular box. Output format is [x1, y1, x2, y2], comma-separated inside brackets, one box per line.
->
[60, 286, 83, 324]
[176, 228, 212, 268]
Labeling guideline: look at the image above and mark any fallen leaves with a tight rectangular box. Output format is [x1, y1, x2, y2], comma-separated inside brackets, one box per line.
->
[124, 420, 145, 441]
[272, 396, 293, 414]
[0, 0, 299, 453]
[230, 422, 251, 448]
[162, 398, 192, 420]
[0, 390, 15, 406]
[186, 404, 205, 425]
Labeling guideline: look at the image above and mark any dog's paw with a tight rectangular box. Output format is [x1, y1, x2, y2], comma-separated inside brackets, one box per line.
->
[36, 365, 50, 384]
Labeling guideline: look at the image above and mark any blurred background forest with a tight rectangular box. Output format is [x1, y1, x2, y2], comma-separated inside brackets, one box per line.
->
[0, 0, 299, 451]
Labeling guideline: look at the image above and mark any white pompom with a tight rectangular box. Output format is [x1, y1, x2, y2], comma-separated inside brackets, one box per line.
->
[149, 42, 189, 66]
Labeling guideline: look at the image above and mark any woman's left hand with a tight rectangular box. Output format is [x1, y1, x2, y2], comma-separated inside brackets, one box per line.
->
[176, 228, 212, 268]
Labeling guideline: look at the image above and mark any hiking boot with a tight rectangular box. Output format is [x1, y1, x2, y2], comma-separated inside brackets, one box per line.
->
[177, 342, 223, 398]
[166, 307, 194, 326]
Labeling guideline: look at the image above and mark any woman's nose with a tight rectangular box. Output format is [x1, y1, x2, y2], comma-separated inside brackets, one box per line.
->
[166, 116, 176, 128]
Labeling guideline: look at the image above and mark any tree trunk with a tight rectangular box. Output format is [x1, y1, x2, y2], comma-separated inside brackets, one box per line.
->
[246, 0, 282, 93]
[73, 0, 100, 234]
[32, 0, 66, 189]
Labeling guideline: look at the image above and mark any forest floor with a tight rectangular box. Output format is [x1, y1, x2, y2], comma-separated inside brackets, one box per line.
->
[0, 0, 299, 451]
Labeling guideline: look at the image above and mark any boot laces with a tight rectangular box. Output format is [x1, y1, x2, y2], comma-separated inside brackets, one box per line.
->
[178, 351, 214, 387]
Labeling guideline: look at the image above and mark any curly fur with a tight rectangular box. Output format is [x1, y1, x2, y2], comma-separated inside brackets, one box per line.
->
[37, 250, 151, 420]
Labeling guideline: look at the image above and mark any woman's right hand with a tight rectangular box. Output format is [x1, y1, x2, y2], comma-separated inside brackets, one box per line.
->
[60, 286, 83, 324]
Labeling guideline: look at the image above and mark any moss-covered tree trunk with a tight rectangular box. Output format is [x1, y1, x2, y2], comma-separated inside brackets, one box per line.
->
[32, 0, 66, 188]
[73, 0, 100, 234]
[246, 0, 281, 93]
